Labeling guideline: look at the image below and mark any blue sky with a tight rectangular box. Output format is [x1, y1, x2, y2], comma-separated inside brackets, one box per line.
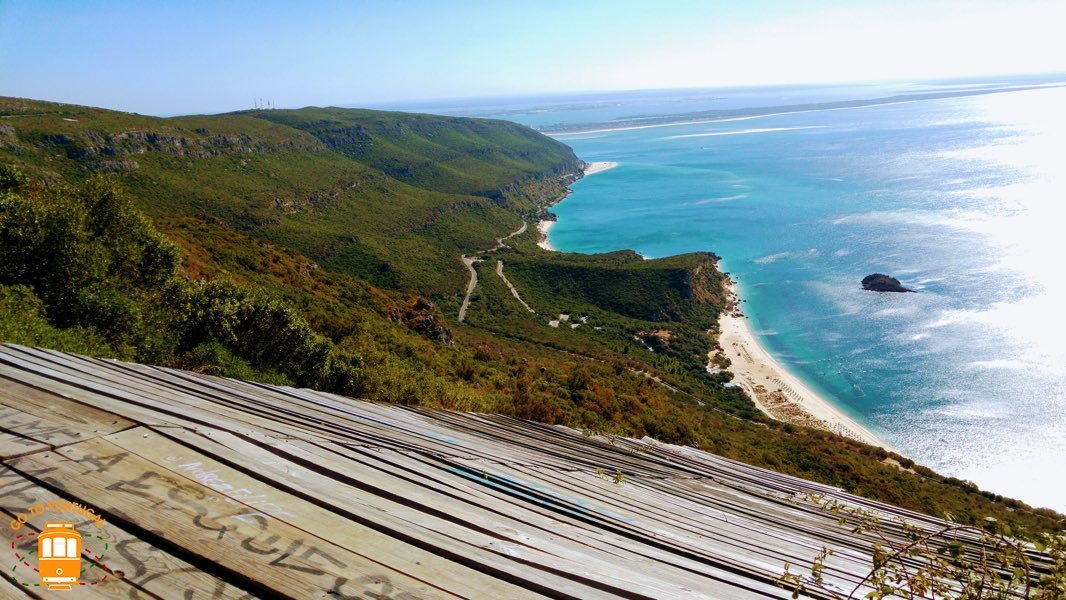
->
[2, 0, 1064, 115]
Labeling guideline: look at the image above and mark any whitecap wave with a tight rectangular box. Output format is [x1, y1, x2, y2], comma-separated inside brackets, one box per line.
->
[753, 248, 820, 264]
[687, 194, 748, 205]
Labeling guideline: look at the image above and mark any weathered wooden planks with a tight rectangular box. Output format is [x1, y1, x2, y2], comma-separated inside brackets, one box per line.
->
[6, 438, 455, 599]
[105, 426, 540, 600]
[0, 343, 995, 599]
[0, 463, 252, 599]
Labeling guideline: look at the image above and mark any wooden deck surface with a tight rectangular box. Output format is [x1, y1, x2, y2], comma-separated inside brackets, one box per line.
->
[0, 344, 997, 598]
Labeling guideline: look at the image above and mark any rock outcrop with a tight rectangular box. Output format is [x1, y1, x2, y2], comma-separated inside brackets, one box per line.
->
[861, 273, 914, 293]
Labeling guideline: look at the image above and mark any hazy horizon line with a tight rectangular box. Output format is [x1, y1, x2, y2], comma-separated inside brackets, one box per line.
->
[6, 69, 1065, 119]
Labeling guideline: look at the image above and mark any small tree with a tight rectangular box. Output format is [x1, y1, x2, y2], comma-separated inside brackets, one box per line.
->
[0, 164, 29, 190]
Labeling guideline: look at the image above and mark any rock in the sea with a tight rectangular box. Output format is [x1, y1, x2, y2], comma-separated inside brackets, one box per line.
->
[861, 273, 914, 293]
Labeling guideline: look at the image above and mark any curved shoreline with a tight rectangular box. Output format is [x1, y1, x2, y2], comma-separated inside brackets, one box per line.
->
[534, 163, 888, 449]
[538, 159, 889, 449]
[537, 161, 618, 250]
[716, 279, 892, 450]
[536, 220, 557, 251]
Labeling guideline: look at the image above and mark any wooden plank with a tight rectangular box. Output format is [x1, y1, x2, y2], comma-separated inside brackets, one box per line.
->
[136, 365, 497, 455]
[352, 430, 860, 597]
[331, 439, 809, 588]
[445, 458, 797, 590]
[5, 437, 456, 599]
[157, 426, 665, 599]
[2, 344, 982, 598]
[104, 426, 542, 600]
[0, 404, 100, 448]
[5, 348, 323, 443]
[0, 432, 48, 460]
[0, 463, 252, 599]
[68, 354, 409, 450]
[0, 360, 197, 431]
[0, 376, 132, 436]
[0, 350, 331, 453]
[158, 427, 615, 597]
[0, 569, 41, 599]
[0, 347, 810, 596]
[248, 386, 563, 467]
[54, 352, 344, 437]
[272, 439, 725, 599]
[405, 409, 675, 475]
[0, 509, 144, 598]
[329, 444, 798, 598]
[552, 471, 871, 589]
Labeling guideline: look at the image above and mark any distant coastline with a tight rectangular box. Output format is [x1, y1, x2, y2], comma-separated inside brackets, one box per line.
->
[544, 81, 1066, 136]
[713, 279, 891, 450]
[537, 161, 618, 250]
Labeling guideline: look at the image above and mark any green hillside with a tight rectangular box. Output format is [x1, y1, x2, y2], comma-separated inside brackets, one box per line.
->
[1, 96, 1062, 534]
[0, 98, 578, 295]
[245, 106, 581, 200]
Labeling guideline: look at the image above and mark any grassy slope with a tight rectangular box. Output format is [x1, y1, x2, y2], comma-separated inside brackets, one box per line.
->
[1, 96, 1062, 534]
[0, 98, 555, 295]
[245, 106, 582, 199]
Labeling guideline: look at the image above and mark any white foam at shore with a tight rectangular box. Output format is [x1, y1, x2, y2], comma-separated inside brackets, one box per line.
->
[536, 220, 556, 251]
[584, 161, 618, 175]
[717, 280, 891, 450]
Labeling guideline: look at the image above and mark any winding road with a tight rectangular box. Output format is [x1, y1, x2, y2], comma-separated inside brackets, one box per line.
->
[496, 260, 536, 314]
[457, 221, 528, 323]
[457, 255, 480, 323]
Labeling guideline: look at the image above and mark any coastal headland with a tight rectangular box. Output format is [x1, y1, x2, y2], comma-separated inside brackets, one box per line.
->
[540, 157, 890, 450]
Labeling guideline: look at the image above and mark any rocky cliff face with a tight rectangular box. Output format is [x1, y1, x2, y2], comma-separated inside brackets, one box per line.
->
[687, 253, 728, 306]
[42, 128, 310, 163]
[497, 168, 582, 213]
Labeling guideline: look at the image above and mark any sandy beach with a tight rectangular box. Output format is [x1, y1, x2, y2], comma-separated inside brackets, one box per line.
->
[535, 159, 885, 448]
[536, 220, 557, 251]
[583, 160, 619, 175]
[713, 281, 889, 449]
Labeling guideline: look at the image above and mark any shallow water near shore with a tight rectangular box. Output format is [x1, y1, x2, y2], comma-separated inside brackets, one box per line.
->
[415, 80, 1066, 511]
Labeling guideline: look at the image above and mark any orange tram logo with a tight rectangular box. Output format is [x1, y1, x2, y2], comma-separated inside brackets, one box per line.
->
[38, 523, 82, 590]
[7, 498, 111, 591]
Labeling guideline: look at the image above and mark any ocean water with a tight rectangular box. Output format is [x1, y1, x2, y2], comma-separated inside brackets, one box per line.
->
[403, 79, 1066, 511]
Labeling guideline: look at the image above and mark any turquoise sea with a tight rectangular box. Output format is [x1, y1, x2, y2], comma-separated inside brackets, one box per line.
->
[400, 77, 1066, 511]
